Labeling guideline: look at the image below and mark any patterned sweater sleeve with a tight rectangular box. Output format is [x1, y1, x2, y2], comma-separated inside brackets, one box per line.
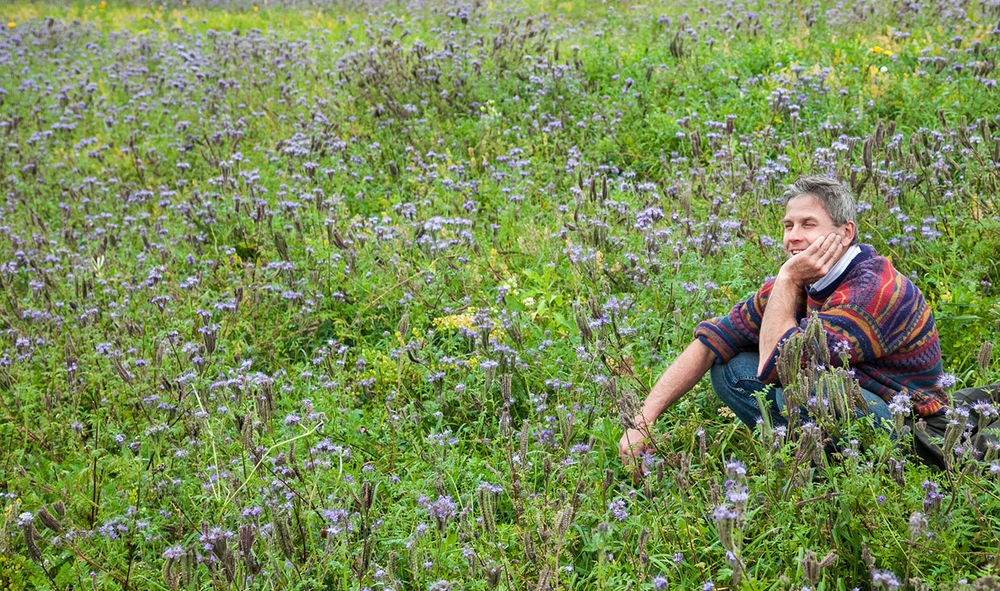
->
[693, 280, 777, 364]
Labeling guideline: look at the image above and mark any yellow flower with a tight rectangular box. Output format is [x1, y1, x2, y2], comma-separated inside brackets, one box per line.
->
[253, 5, 259, 11]
[870, 45, 883, 54]
[433, 313, 477, 332]
[884, 50, 893, 57]
[7, 21, 15, 28]
[100, 0, 106, 8]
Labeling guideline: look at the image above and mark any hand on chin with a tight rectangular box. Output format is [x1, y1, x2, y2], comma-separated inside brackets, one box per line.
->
[779, 233, 848, 287]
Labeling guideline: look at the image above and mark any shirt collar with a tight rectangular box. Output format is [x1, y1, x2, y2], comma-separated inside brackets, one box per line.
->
[808, 244, 862, 292]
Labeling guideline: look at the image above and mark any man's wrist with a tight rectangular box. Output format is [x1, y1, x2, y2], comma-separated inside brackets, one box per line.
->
[774, 271, 804, 290]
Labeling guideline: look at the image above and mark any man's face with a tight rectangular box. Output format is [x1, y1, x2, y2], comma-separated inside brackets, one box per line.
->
[781, 194, 853, 258]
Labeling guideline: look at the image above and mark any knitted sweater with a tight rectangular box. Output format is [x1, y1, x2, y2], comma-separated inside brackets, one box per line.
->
[694, 245, 948, 416]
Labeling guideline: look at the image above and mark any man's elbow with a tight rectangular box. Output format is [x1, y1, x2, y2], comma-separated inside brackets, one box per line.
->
[756, 350, 776, 381]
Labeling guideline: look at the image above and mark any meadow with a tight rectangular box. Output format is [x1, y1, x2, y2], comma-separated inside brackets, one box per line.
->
[1, 0, 1000, 588]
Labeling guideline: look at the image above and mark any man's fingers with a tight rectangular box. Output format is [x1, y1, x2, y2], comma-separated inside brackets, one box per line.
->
[803, 234, 826, 254]
[802, 232, 837, 259]
[620, 441, 644, 462]
[619, 429, 651, 469]
[821, 232, 839, 253]
[818, 234, 843, 263]
[631, 456, 645, 484]
[623, 447, 646, 482]
[813, 233, 842, 262]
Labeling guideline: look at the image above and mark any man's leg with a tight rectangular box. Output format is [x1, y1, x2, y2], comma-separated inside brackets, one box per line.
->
[774, 386, 892, 426]
[710, 352, 784, 430]
[860, 390, 892, 426]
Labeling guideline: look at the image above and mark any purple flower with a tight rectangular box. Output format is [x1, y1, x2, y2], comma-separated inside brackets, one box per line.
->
[888, 394, 910, 416]
[724, 460, 746, 479]
[608, 498, 629, 521]
[163, 545, 184, 560]
[725, 486, 749, 508]
[652, 575, 668, 590]
[908, 512, 928, 539]
[936, 373, 957, 390]
[429, 495, 456, 529]
[477, 482, 504, 494]
[872, 570, 901, 590]
[713, 505, 739, 522]
[922, 480, 943, 513]
[973, 401, 997, 419]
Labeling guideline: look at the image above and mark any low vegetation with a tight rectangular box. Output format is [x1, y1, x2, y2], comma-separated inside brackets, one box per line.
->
[1, 0, 1000, 588]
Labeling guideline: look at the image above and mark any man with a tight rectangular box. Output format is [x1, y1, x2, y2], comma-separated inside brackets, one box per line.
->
[619, 176, 950, 465]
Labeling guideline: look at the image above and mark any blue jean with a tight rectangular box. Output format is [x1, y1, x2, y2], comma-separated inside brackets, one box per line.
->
[710, 352, 891, 430]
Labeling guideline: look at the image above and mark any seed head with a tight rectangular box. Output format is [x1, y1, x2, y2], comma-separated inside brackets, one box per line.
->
[713, 505, 739, 553]
[555, 503, 574, 540]
[978, 341, 993, 373]
[573, 302, 592, 344]
[22, 521, 43, 563]
[274, 516, 295, 560]
[36, 506, 62, 533]
[398, 313, 409, 339]
[889, 457, 906, 488]
[523, 527, 537, 564]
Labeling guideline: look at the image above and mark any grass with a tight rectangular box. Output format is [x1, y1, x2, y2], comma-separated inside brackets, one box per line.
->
[1, 0, 1000, 589]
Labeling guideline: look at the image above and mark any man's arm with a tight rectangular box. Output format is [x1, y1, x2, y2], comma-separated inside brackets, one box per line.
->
[756, 275, 801, 377]
[618, 339, 716, 464]
[758, 232, 848, 377]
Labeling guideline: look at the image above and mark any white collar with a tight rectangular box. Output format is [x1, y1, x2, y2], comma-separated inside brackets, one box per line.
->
[809, 245, 862, 292]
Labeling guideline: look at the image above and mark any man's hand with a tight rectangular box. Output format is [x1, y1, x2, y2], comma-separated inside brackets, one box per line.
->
[618, 421, 652, 481]
[779, 232, 850, 287]
[613, 341, 716, 482]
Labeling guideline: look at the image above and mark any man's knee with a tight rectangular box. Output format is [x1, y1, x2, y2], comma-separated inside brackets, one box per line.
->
[710, 352, 762, 389]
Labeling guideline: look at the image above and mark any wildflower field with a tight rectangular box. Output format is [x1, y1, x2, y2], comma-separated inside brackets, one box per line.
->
[2, 0, 1000, 588]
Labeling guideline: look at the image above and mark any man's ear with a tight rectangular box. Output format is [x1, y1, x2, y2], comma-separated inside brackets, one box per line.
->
[842, 221, 856, 245]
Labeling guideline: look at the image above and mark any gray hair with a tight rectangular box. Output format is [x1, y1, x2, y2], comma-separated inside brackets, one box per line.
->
[782, 176, 860, 246]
